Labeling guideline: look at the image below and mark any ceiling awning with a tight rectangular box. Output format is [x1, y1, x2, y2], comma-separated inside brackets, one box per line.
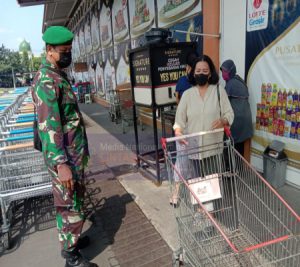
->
[42, 0, 79, 32]
[17, 0, 66, 7]
[17, 0, 79, 32]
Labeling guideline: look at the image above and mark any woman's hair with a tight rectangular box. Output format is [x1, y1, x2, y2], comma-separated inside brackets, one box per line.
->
[188, 55, 219, 85]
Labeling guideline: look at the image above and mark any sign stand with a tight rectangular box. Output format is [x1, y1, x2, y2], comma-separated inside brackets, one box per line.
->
[129, 42, 196, 184]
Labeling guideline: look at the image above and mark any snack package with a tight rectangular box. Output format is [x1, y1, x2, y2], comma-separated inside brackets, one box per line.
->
[284, 120, 292, 138]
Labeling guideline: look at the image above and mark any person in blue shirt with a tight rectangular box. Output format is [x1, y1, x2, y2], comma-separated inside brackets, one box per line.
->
[175, 52, 198, 104]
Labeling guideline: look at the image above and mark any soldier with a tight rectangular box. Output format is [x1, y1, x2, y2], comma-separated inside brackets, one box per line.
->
[31, 26, 98, 267]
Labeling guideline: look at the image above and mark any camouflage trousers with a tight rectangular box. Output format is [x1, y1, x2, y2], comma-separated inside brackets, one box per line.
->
[48, 167, 85, 252]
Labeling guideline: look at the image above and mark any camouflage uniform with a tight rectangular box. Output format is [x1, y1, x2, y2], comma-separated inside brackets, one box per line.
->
[31, 58, 89, 252]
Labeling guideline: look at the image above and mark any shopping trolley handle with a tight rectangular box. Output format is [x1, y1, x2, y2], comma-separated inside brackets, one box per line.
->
[161, 138, 167, 150]
[224, 126, 231, 137]
[163, 128, 226, 145]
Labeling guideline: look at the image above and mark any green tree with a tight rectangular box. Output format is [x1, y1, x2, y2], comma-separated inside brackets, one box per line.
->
[0, 44, 23, 87]
[32, 55, 42, 71]
[21, 50, 30, 72]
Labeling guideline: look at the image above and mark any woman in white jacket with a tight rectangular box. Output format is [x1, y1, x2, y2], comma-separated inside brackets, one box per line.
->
[170, 55, 234, 206]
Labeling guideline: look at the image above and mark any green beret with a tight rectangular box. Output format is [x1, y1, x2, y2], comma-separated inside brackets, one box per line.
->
[42, 26, 74, 45]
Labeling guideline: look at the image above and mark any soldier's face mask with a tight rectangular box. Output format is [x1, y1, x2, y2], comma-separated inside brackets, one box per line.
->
[56, 51, 72, 69]
[52, 46, 72, 69]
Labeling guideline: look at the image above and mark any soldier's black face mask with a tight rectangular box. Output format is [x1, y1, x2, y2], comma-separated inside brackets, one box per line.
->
[57, 51, 72, 69]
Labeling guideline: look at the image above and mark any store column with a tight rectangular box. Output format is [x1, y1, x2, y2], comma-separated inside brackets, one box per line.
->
[203, 0, 220, 67]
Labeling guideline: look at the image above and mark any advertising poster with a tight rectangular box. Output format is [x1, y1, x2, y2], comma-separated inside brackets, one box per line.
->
[74, 72, 83, 83]
[169, 14, 203, 54]
[86, 55, 95, 89]
[245, 0, 300, 185]
[82, 71, 89, 82]
[103, 47, 116, 99]
[112, 0, 130, 44]
[157, 0, 202, 28]
[79, 23, 86, 57]
[131, 35, 145, 49]
[100, 3, 113, 49]
[114, 40, 131, 85]
[95, 51, 105, 97]
[128, 0, 155, 39]
[72, 32, 80, 61]
[84, 16, 93, 54]
[91, 4, 101, 52]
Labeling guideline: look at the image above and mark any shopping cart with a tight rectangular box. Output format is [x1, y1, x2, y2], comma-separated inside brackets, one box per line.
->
[162, 128, 300, 267]
[117, 88, 132, 133]
[0, 89, 52, 251]
[108, 89, 121, 123]
[76, 82, 91, 103]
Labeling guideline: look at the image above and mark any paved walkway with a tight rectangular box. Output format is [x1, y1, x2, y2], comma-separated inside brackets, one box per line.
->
[1, 102, 299, 267]
[0, 107, 177, 266]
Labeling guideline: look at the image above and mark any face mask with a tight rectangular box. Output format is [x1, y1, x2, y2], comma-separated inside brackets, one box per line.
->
[222, 71, 230, 81]
[194, 74, 209, 86]
[57, 52, 72, 69]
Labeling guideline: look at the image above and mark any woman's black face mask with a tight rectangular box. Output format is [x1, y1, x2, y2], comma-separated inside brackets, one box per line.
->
[194, 73, 209, 86]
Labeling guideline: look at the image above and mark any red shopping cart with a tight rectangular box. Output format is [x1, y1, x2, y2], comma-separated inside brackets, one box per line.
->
[162, 128, 300, 267]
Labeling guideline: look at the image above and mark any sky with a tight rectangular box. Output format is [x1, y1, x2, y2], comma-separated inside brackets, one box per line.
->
[0, 1, 44, 55]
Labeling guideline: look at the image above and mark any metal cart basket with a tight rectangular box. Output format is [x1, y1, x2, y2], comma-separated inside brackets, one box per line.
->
[117, 88, 134, 133]
[107, 89, 121, 123]
[0, 89, 52, 251]
[162, 128, 300, 267]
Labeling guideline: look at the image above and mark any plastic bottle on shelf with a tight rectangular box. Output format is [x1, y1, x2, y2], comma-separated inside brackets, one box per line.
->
[283, 89, 287, 108]
[297, 122, 300, 140]
[290, 109, 297, 138]
[286, 108, 292, 122]
[256, 117, 260, 130]
[277, 107, 282, 119]
[256, 103, 262, 118]
[261, 83, 267, 105]
[273, 119, 278, 135]
[271, 83, 278, 106]
[279, 119, 285, 136]
[268, 118, 273, 133]
[284, 120, 292, 138]
[287, 89, 293, 109]
[266, 83, 272, 105]
[277, 89, 283, 108]
[265, 105, 269, 118]
[269, 106, 274, 119]
[281, 108, 286, 120]
[296, 107, 300, 122]
[293, 91, 299, 109]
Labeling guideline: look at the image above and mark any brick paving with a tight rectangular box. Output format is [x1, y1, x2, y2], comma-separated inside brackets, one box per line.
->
[82, 162, 173, 267]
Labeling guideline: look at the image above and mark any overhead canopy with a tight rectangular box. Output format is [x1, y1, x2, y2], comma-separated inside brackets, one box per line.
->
[17, 0, 79, 32]
[17, 0, 59, 7]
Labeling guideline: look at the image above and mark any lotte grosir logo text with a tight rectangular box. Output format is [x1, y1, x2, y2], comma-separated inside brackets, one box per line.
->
[253, 0, 262, 9]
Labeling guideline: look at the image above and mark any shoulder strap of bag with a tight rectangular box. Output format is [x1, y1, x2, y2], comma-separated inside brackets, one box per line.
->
[217, 84, 222, 118]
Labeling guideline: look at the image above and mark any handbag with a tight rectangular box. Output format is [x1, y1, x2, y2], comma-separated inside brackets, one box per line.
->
[33, 105, 43, 152]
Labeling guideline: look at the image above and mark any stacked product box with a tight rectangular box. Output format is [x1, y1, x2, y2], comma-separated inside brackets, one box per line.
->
[256, 83, 300, 139]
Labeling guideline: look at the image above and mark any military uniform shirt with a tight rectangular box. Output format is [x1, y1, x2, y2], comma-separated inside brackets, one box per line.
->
[32, 58, 89, 173]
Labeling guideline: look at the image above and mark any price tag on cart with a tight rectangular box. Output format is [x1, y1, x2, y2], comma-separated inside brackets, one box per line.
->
[188, 173, 222, 205]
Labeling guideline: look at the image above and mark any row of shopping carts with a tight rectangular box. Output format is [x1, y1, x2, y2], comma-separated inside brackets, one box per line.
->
[0, 88, 52, 251]
[108, 88, 144, 134]
[162, 129, 300, 266]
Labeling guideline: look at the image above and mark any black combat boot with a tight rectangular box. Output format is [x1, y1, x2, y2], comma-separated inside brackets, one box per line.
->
[76, 236, 90, 250]
[62, 249, 98, 267]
